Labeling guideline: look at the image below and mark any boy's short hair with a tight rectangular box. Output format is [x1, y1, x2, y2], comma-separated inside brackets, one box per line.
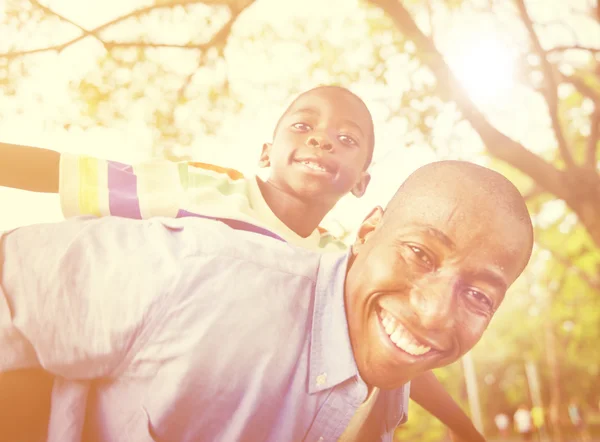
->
[273, 85, 375, 170]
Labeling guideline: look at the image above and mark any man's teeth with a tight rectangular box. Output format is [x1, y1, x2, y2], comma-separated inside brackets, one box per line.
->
[380, 309, 431, 356]
[301, 161, 328, 172]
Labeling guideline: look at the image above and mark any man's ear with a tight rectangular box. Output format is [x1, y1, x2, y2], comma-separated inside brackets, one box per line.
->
[350, 171, 371, 198]
[258, 143, 272, 168]
[352, 206, 384, 255]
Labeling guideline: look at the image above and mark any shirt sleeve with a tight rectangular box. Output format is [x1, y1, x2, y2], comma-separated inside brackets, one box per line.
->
[59, 154, 250, 222]
[59, 154, 187, 220]
[0, 216, 180, 379]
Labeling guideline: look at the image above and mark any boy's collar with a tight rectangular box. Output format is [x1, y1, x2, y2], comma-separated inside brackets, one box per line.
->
[247, 176, 324, 250]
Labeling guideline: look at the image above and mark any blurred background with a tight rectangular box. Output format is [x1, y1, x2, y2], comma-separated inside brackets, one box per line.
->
[0, 0, 599, 440]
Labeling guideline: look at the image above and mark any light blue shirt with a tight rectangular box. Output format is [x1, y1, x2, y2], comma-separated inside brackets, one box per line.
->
[0, 216, 408, 441]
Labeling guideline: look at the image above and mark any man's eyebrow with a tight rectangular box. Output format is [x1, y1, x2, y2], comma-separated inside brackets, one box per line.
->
[423, 226, 455, 250]
[415, 225, 509, 292]
[474, 269, 508, 293]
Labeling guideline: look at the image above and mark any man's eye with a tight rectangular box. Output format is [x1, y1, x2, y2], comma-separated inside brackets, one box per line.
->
[408, 245, 435, 269]
[465, 288, 493, 311]
[338, 134, 358, 146]
[292, 122, 311, 131]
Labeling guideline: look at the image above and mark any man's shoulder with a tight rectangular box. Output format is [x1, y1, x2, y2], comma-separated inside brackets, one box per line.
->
[159, 216, 324, 280]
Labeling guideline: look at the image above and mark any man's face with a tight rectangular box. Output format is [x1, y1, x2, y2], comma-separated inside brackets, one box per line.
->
[344, 192, 531, 390]
[262, 89, 372, 202]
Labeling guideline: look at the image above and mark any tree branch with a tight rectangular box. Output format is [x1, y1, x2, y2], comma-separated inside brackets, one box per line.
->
[547, 45, 600, 55]
[515, 0, 575, 169]
[560, 73, 600, 102]
[367, 0, 569, 200]
[174, 3, 247, 104]
[586, 100, 600, 169]
[30, 0, 107, 50]
[537, 241, 600, 291]
[103, 42, 218, 50]
[0, 0, 237, 59]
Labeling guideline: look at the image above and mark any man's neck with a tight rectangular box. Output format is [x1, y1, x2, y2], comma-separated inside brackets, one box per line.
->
[256, 178, 332, 238]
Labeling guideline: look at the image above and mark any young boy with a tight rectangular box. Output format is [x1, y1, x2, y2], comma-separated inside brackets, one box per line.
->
[0, 85, 483, 441]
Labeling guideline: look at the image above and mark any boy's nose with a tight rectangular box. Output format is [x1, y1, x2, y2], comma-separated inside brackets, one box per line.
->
[306, 135, 333, 151]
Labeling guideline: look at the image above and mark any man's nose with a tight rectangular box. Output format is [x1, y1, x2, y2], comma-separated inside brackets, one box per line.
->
[409, 278, 457, 334]
[306, 134, 333, 151]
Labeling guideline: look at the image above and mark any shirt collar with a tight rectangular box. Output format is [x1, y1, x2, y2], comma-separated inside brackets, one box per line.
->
[247, 176, 324, 250]
[308, 250, 360, 394]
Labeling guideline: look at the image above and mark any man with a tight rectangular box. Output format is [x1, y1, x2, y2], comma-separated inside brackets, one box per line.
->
[0, 161, 533, 441]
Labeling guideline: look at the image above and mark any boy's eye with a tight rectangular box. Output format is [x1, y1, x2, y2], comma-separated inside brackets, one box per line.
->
[338, 134, 358, 146]
[407, 244, 436, 270]
[464, 288, 494, 312]
[291, 122, 311, 131]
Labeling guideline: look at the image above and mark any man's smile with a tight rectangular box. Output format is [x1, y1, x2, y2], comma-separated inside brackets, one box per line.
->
[377, 307, 432, 356]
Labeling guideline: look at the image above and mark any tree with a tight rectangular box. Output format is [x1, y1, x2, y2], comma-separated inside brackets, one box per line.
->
[368, 0, 600, 249]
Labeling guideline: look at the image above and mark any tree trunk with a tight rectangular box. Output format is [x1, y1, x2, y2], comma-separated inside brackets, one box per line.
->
[544, 317, 564, 442]
[563, 168, 600, 248]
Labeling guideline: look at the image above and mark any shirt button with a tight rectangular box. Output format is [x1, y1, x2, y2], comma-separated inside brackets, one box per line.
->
[318, 438, 324, 442]
[316, 373, 327, 386]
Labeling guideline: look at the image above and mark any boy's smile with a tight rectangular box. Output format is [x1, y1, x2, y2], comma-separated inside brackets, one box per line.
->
[294, 156, 337, 176]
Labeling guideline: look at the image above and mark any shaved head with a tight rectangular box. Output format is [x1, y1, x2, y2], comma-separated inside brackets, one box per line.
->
[344, 160, 534, 389]
[383, 160, 534, 272]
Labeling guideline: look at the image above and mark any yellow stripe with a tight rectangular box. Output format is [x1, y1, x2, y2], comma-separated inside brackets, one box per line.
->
[78, 156, 101, 216]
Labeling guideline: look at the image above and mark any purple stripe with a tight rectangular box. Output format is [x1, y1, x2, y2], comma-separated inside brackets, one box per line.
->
[176, 209, 285, 242]
[107, 160, 142, 219]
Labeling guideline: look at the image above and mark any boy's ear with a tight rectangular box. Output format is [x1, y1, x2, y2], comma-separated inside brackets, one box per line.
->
[351, 206, 384, 256]
[258, 143, 272, 168]
[350, 171, 371, 198]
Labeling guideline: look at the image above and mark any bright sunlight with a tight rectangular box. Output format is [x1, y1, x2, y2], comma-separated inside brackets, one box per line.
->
[447, 35, 517, 103]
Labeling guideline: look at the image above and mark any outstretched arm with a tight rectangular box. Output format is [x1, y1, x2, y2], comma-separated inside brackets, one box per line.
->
[0, 142, 60, 192]
[410, 371, 485, 442]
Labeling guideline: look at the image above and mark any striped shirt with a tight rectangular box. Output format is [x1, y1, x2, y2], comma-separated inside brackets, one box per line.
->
[59, 154, 346, 252]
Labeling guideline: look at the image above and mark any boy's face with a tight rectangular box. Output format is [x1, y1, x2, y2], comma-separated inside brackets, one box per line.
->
[261, 89, 372, 203]
[344, 188, 532, 390]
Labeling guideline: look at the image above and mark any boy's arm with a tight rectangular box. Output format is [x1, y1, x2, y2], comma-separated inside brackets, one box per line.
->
[0, 142, 60, 192]
[410, 371, 485, 442]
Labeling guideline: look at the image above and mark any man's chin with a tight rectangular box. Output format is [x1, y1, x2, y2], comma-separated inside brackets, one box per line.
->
[360, 368, 414, 391]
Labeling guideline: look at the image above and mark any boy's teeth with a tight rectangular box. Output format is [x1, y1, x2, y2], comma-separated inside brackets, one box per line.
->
[380, 309, 431, 356]
[301, 161, 327, 172]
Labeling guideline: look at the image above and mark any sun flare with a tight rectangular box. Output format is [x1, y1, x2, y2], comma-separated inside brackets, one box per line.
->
[448, 36, 516, 103]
